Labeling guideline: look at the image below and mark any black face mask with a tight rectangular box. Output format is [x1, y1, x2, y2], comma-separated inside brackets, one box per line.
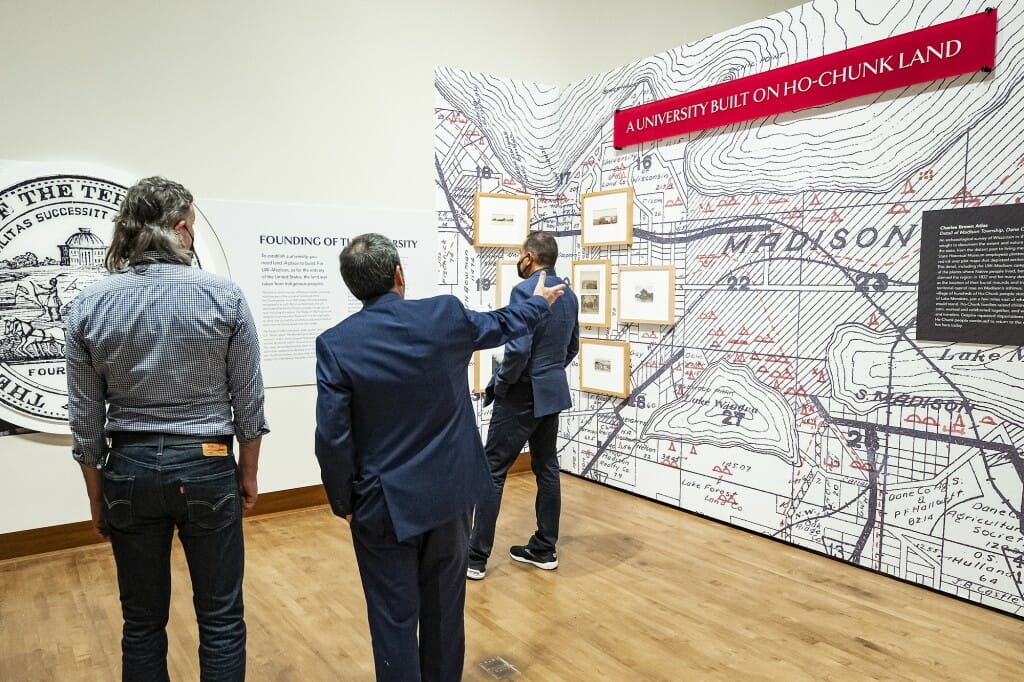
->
[516, 254, 532, 279]
[186, 226, 203, 269]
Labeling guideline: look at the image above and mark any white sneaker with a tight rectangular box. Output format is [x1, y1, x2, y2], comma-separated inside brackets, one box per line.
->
[466, 566, 486, 580]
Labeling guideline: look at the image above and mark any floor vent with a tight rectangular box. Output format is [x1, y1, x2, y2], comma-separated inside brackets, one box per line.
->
[479, 656, 520, 679]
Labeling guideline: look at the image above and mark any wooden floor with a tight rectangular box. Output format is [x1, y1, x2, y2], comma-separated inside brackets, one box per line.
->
[2, 475, 1023, 681]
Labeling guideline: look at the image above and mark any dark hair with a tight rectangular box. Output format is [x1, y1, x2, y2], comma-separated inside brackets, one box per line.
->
[105, 176, 193, 272]
[523, 230, 557, 267]
[339, 233, 401, 301]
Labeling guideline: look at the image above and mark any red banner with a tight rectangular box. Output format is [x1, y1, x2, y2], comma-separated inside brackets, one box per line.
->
[614, 9, 997, 148]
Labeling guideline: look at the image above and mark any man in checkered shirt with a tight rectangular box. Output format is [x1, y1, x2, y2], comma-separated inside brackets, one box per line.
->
[66, 176, 268, 681]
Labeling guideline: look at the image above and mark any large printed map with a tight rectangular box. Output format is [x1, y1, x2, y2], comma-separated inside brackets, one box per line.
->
[435, 0, 1024, 615]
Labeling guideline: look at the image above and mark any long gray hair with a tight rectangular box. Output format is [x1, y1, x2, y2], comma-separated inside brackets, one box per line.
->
[105, 176, 194, 272]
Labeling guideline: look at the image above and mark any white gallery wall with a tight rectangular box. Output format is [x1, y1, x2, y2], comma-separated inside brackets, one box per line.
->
[0, 0, 801, 209]
[0, 0, 800, 533]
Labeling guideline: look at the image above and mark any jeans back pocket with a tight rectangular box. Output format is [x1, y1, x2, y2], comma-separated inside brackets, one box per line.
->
[182, 468, 240, 531]
[102, 470, 135, 530]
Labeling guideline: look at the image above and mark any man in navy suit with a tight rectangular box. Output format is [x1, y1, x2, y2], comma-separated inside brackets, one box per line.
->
[467, 231, 579, 580]
[314, 233, 565, 681]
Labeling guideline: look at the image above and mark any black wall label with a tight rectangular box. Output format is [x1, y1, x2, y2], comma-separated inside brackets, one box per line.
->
[918, 204, 1024, 344]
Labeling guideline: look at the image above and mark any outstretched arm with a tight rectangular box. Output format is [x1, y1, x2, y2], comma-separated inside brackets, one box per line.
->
[465, 271, 565, 350]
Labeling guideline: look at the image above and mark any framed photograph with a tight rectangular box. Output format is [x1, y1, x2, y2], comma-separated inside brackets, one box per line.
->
[473, 347, 504, 393]
[474, 193, 531, 247]
[495, 258, 519, 307]
[572, 259, 611, 328]
[617, 266, 675, 325]
[579, 339, 630, 398]
[581, 187, 633, 246]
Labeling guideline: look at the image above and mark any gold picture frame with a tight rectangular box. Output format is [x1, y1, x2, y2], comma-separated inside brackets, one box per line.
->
[474, 193, 531, 248]
[572, 259, 612, 328]
[617, 265, 675, 325]
[495, 258, 519, 307]
[579, 338, 630, 398]
[581, 186, 633, 246]
[472, 347, 504, 393]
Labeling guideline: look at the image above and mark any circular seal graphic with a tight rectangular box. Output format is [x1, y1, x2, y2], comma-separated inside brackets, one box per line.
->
[0, 169, 228, 434]
[0, 174, 125, 432]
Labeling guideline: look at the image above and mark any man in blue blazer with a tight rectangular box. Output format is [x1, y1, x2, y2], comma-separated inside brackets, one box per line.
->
[467, 231, 579, 580]
[314, 233, 565, 681]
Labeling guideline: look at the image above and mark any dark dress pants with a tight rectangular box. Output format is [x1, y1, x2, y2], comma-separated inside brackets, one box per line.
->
[350, 508, 471, 682]
[468, 382, 561, 566]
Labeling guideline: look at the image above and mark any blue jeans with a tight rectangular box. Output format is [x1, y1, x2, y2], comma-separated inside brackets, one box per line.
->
[102, 435, 246, 681]
[468, 382, 561, 566]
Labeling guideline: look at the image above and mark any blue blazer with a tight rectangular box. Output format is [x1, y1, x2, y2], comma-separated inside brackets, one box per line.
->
[315, 291, 550, 542]
[488, 268, 579, 417]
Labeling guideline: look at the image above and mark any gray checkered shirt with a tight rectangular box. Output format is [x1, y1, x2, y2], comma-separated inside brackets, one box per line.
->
[66, 262, 270, 467]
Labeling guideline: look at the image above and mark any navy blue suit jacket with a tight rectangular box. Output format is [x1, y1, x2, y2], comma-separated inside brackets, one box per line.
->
[488, 268, 579, 417]
[315, 291, 551, 542]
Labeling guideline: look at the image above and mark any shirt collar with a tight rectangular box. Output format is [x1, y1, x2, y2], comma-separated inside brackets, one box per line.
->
[362, 291, 402, 308]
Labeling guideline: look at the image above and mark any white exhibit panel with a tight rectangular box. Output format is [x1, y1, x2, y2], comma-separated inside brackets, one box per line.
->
[435, 1, 1024, 616]
[199, 200, 437, 388]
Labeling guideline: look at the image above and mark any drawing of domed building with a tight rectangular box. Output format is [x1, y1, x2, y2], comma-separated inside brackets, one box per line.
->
[58, 228, 106, 268]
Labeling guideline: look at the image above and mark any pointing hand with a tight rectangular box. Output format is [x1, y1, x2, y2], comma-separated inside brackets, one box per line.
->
[533, 271, 565, 306]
